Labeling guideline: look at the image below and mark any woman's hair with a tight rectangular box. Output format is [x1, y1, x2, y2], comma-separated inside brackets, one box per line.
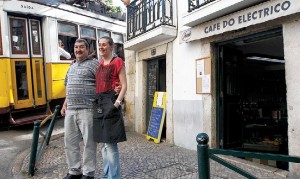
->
[75, 38, 89, 49]
[99, 36, 114, 47]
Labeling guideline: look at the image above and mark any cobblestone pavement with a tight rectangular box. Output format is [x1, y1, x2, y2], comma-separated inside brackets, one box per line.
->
[14, 132, 292, 179]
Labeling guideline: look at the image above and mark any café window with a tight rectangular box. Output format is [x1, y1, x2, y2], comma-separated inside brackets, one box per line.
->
[80, 26, 97, 58]
[112, 33, 125, 61]
[58, 21, 78, 60]
[10, 17, 28, 54]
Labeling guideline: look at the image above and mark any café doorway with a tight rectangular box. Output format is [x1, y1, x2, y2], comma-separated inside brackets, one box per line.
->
[216, 28, 288, 168]
[146, 57, 166, 138]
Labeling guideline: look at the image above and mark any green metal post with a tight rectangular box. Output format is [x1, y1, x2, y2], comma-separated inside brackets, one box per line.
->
[197, 133, 210, 179]
[45, 105, 60, 145]
[28, 120, 41, 176]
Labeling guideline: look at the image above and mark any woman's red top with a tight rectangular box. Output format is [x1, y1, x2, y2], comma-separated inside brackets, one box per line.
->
[96, 57, 124, 93]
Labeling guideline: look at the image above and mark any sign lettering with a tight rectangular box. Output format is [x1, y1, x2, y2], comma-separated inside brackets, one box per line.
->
[179, 0, 300, 43]
[204, 1, 291, 34]
[21, 4, 34, 9]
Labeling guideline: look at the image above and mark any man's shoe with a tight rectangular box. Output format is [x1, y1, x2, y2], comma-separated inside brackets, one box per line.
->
[63, 173, 83, 179]
[81, 175, 94, 179]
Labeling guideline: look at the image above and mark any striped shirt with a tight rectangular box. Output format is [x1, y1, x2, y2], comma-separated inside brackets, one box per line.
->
[64, 57, 99, 109]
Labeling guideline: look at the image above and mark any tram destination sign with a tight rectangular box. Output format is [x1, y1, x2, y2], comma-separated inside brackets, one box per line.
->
[181, 0, 299, 42]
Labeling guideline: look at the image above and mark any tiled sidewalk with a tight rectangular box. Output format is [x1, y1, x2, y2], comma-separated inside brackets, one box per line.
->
[14, 132, 290, 179]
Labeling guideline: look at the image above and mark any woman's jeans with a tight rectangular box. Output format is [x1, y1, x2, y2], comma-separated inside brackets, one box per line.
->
[101, 143, 120, 179]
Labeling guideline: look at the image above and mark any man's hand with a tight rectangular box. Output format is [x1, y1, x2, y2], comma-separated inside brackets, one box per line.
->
[114, 82, 122, 95]
[70, 59, 76, 65]
[61, 101, 67, 116]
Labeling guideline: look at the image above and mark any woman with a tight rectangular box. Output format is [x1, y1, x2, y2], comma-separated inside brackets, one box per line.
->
[94, 36, 127, 179]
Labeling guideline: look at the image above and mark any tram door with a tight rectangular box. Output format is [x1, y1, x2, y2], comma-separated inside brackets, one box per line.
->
[9, 16, 46, 109]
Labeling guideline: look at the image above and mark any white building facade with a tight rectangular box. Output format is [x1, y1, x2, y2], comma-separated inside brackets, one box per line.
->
[124, 0, 300, 175]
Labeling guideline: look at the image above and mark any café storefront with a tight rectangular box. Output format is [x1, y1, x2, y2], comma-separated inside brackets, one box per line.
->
[180, 0, 300, 171]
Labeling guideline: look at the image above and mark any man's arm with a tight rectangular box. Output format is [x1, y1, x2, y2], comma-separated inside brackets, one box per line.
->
[59, 46, 71, 59]
[61, 65, 71, 116]
[114, 82, 121, 95]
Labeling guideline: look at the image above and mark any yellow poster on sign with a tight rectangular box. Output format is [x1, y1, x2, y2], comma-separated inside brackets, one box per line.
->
[146, 92, 167, 144]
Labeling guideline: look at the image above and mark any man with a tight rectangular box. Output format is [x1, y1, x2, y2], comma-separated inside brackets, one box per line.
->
[61, 38, 98, 179]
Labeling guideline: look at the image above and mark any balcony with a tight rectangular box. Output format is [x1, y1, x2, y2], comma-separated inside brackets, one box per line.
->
[125, 0, 177, 51]
[183, 0, 266, 27]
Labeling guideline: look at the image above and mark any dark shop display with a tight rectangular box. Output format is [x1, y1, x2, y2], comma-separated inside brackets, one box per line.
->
[224, 55, 288, 154]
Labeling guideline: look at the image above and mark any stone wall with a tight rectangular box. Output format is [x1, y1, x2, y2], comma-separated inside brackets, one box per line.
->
[283, 17, 300, 176]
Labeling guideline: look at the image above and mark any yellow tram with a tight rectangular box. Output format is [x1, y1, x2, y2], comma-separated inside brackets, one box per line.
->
[0, 0, 126, 126]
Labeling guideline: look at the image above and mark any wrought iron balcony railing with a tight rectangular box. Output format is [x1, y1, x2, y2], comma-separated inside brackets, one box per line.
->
[127, 0, 174, 41]
[188, 0, 216, 12]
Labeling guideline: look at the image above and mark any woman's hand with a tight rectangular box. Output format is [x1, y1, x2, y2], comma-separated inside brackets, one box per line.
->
[114, 102, 120, 108]
[114, 100, 122, 108]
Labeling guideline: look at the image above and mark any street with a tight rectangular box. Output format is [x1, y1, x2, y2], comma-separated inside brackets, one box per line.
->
[0, 116, 291, 179]
[0, 117, 64, 178]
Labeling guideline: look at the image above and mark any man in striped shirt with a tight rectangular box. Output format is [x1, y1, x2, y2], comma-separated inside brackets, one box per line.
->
[61, 38, 98, 179]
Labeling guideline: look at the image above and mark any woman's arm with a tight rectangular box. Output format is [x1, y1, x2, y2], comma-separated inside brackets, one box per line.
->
[114, 66, 127, 108]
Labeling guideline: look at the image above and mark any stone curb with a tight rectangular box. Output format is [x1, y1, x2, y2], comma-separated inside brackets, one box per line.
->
[11, 133, 65, 179]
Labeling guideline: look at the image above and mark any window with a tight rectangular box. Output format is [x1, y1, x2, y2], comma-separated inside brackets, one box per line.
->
[15, 61, 29, 100]
[112, 33, 125, 60]
[98, 29, 111, 38]
[58, 21, 78, 60]
[30, 20, 41, 55]
[81, 26, 96, 39]
[0, 21, 2, 55]
[112, 33, 124, 44]
[58, 22, 77, 37]
[10, 18, 28, 54]
[80, 26, 97, 58]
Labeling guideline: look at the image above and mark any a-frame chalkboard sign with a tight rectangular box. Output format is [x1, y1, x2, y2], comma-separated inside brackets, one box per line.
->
[146, 92, 166, 144]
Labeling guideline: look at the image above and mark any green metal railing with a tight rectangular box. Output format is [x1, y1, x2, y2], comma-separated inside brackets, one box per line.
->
[196, 133, 300, 179]
[28, 105, 61, 176]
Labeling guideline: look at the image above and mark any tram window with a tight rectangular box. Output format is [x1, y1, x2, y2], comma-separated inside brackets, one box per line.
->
[114, 43, 125, 61]
[34, 60, 42, 98]
[112, 33, 124, 44]
[98, 29, 111, 38]
[58, 22, 77, 37]
[58, 35, 76, 60]
[80, 26, 97, 58]
[85, 39, 97, 58]
[10, 18, 28, 54]
[81, 26, 96, 39]
[58, 22, 78, 60]
[15, 61, 29, 100]
[112, 33, 125, 61]
[30, 20, 41, 55]
[0, 21, 2, 55]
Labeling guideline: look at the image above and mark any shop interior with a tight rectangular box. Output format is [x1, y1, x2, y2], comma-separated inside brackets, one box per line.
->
[218, 29, 288, 168]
